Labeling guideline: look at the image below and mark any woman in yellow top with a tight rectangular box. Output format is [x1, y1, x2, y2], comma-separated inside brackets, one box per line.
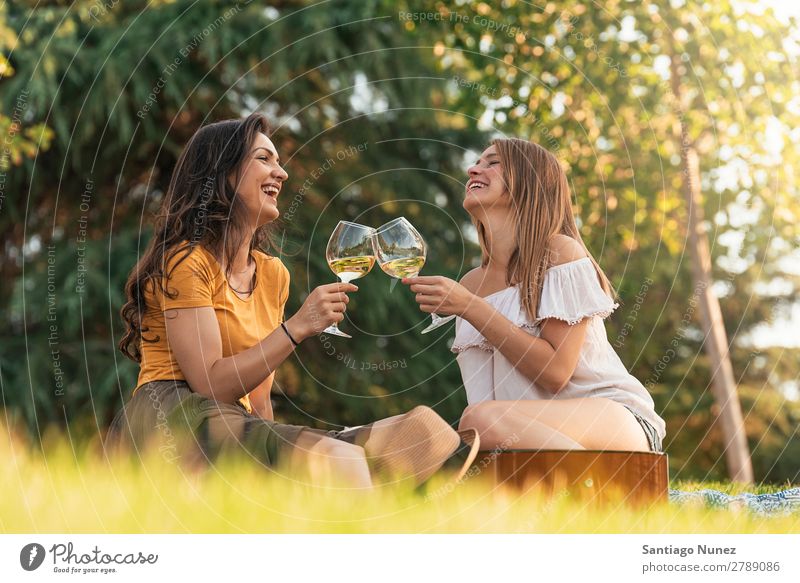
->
[108, 113, 475, 488]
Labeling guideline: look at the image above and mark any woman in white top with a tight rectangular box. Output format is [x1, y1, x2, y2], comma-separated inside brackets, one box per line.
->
[402, 138, 665, 452]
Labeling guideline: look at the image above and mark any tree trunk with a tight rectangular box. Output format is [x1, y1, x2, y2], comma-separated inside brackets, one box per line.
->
[670, 54, 754, 484]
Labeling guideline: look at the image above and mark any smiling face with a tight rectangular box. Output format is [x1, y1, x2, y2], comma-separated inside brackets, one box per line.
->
[463, 145, 510, 218]
[234, 132, 288, 227]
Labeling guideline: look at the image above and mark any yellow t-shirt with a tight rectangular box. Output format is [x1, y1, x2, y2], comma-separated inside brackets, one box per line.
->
[135, 243, 289, 413]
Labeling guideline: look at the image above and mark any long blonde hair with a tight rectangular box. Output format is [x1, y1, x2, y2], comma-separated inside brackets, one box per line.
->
[474, 138, 614, 321]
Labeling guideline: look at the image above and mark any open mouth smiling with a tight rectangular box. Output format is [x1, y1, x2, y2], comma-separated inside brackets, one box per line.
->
[261, 183, 280, 199]
[467, 179, 488, 191]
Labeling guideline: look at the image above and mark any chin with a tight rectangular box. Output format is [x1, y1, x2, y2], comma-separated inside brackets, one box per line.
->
[261, 201, 280, 220]
[462, 195, 482, 216]
[262, 211, 279, 224]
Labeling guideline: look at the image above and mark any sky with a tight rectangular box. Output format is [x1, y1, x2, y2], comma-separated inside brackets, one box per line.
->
[760, 0, 800, 21]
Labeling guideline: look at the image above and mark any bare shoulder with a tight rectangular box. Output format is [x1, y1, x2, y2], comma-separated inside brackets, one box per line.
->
[459, 267, 484, 294]
[547, 234, 587, 267]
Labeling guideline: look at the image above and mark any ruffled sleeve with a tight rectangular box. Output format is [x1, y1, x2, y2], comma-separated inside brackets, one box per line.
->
[535, 257, 618, 325]
[452, 315, 492, 354]
[451, 258, 618, 354]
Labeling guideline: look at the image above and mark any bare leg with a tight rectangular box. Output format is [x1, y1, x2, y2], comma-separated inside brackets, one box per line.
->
[459, 398, 650, 451]
[288, 431, 372, 488]
[461, 409, 585, 450]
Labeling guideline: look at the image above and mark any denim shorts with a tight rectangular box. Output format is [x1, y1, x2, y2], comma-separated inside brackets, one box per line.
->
[624, 406, 663, 453]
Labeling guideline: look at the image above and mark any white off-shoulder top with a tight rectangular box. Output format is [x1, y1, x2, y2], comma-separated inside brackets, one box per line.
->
[452, 257, 666, 440]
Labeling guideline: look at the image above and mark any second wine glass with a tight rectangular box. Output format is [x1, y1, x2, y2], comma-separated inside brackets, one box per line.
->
[324, 221, 376, 338]
[372, 217, 455, 334]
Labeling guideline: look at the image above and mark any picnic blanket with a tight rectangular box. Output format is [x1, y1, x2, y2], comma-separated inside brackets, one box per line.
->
[669, 487, 800, 515]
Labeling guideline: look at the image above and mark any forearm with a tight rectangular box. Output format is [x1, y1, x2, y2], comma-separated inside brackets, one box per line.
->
[462, 299, 566, 392]
[201, 319, 305, 404]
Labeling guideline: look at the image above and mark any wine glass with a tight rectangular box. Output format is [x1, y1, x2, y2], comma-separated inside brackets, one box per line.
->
[324, 221, 376, 338]
[372, 217, 455, 334]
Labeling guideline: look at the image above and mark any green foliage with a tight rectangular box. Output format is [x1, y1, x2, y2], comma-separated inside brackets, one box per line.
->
[0, 0, 485, 440]
[431, 0, 800, 482]
[659, 381, 800, 483]
[0, 2, 54, 171]
[1, 1, 798, 484]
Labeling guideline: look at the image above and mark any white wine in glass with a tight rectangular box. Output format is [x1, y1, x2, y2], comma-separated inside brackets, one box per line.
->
[372, 217, 455, 334]
[324, 221, 376, 338]
[378, 256, 426, 279]
[328, 256, 376, 281]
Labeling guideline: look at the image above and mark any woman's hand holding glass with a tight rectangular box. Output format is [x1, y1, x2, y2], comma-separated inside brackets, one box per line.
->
[372, 217, 456, 334]
[401, 275, 475, 318]
[285, 282, 358, 340]
[323, 220, 376, 338]
[307, 216, 459, 340]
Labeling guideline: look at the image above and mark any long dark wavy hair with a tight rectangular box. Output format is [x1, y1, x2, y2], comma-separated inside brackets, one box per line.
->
[119, 112, 275, 363]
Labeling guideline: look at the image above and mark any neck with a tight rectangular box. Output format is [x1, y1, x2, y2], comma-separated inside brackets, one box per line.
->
[231, 245, 253, 273]
[479, 212, 516, 271]
[221, 226, 257, 273]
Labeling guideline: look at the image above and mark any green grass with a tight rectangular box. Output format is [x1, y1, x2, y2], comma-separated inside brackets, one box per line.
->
[2, 423, 798, 533]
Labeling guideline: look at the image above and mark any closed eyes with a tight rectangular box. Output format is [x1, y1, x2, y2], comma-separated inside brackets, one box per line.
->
[254, 147, 281, 165]
[257, 155, 282, 166]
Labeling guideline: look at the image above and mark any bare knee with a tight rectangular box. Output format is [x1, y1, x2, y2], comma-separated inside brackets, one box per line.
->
[459, 402, 510, 448]
[458, 402, 485, 433]
[592, 403, 651, 451]
[459, 402, 501, 432]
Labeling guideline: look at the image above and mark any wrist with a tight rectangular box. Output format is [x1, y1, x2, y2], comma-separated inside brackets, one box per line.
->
[456, 291, 476, 318]
[462, 295, 490, 327]
[284, 316, 310, 344]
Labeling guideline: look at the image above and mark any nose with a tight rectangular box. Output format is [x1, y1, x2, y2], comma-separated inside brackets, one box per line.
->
[467, 163, 482, 178]
[274, 164, 288, 182]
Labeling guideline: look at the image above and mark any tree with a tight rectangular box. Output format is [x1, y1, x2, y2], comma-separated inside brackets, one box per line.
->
[669, 42, 752, 482]
[433, 0, 799, 481]
[0, 1, 54, 308]
[0, 0, 486, 438]
[3, 0, 798, 484]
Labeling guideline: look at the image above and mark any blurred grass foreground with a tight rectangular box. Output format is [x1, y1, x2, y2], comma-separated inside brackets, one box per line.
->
[2, 421, 798, 534]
